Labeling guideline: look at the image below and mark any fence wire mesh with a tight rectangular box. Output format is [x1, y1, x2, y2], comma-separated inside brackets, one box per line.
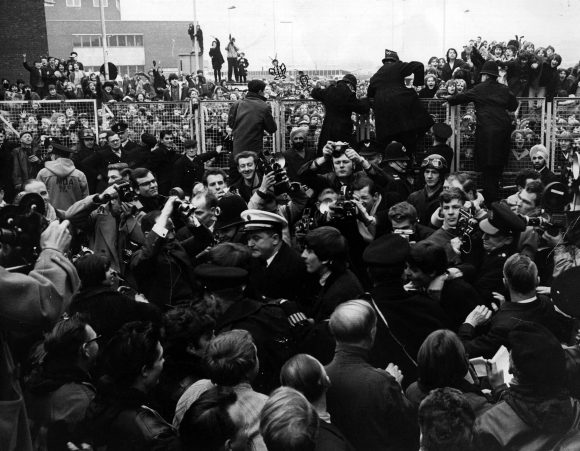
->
[550, 97, 580, 174]
[0, 99, 98, 159]
[278, 100, 325, 154]
[103, 101, 194, 154]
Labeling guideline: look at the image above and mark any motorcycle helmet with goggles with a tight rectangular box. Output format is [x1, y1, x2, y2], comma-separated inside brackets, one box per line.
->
[421, 154, 448, 173]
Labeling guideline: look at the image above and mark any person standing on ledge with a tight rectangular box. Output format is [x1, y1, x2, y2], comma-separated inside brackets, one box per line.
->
[447, 60, 518, 203]
[368, 49, 434, 157]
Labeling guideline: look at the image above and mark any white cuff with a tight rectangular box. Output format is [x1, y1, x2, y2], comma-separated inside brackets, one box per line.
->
[152, 223, 168, 238]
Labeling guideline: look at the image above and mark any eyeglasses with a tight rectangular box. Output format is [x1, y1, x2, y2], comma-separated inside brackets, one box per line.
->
[421, 158, 446, 169]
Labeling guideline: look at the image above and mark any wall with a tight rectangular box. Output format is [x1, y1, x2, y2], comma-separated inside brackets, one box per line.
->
[0, 0, 49, 83]
[46, 20, 196, 73]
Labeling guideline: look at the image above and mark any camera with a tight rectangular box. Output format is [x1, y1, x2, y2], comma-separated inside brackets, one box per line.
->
[330, 186, 358, 220]
[456, 208, 479, 238]
[258, 151, 299, 196]
[331, 142, 349, 158]
[0, 193, 49, 269]
[115, 181, 137, 203]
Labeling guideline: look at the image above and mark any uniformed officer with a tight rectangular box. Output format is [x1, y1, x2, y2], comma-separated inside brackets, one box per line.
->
[426, 123, 454, 166]
[381, 141, 414, 201]
[242, 209, 312, 304]
[194, 258, 295, 393]
[473, 201, 527, 305]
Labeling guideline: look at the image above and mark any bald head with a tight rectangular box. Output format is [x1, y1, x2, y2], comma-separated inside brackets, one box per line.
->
[329, 300, 377, 346]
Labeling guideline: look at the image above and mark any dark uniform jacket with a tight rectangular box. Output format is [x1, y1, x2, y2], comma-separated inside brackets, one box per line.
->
[448, 78, 518, 169]
[325, 344, 419, 451]
[311, 81, 370, 152]
[248, 242, 311, 304]
[459, 294, 576, 359]
[82, 147, 129, 193]
[228, 91, 277, 156]
[368, 61, 434, 147]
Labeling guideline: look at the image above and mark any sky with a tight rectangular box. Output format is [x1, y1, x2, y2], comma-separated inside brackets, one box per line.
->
[120, 0, 580, 73]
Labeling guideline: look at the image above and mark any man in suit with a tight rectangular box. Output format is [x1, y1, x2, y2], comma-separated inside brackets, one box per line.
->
[82, 131, 130, 193]
[22, 53, 46, 97]
[459, 253, 575, 359]
[148, 130, 180, 195]
[111, 122, 143, 167]
[243, 209, 309, 303]
[172, 139, 219, 196]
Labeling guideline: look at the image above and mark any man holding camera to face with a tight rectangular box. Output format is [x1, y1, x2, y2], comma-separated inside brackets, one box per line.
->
[298, 140, 389, 194]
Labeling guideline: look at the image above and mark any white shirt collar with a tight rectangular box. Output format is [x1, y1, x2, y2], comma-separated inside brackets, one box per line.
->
[266, 248, 280, 267]
[516, 296, 537, 304]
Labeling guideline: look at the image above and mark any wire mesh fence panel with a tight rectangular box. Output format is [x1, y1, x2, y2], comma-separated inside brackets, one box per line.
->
[551, 97, 580, 174]
[198, 99, 279, 169]
[0, 99, 98, 159]
[418, 98, 452, 162]
[278, 99, 325, 153]
[103, 101, 194, 153]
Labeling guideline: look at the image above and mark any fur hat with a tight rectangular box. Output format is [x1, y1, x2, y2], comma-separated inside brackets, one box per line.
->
[342, 74, 357, 88]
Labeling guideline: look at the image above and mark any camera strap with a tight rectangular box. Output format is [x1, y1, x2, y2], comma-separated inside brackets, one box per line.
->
[366, 293, 418, 368]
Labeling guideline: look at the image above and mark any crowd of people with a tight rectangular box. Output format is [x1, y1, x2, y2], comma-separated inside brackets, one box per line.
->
[3, 34, 580, 451]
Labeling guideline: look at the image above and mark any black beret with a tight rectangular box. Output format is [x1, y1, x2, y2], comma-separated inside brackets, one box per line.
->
[509, 322, 566, 389]
[363, 234, 410, 267]
[194, 263, 249, 291]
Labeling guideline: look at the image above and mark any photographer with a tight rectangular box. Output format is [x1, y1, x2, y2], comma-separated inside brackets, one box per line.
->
[298, 140, 389, 194]
[130, 196, 200, 309]
[0, 220, 79, 450]
[229, 151, 263, 202]
[248, 167, 308, 234]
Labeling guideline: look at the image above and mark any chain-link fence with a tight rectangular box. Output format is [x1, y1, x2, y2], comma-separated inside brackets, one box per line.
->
[549, 97, 580, 173]
[278, 100, 325, 154]
[103, 101, 194, 153]
[0, 99, 98, 158]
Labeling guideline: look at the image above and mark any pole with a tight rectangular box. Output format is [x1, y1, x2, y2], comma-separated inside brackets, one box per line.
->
[192, 0, 198, 76]
[99, 0, 109, 79]
[273, 0, 277, 56]
[442, 0, 446, 55]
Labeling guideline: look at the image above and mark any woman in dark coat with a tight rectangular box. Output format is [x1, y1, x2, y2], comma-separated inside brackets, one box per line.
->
[447, 61, 518, 202]
[209, 38, 225, 83]
[368, 50, 434, 155]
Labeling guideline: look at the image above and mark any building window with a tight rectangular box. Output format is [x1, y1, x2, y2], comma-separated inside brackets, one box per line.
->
[92, 0, 108, 6]
[66, 0, 81, 6]
[74, 34, 144, 48]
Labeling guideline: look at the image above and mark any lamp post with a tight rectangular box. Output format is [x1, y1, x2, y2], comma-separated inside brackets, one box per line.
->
[192, 0, 198, 75]
[280, 21, 293, 69]
[99, 0, 109, 79]
[227, 6, 236, 35]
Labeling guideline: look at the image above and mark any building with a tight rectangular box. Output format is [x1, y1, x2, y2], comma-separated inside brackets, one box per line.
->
[0, 0, 49, 83]
[45, 0, 194, 76]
